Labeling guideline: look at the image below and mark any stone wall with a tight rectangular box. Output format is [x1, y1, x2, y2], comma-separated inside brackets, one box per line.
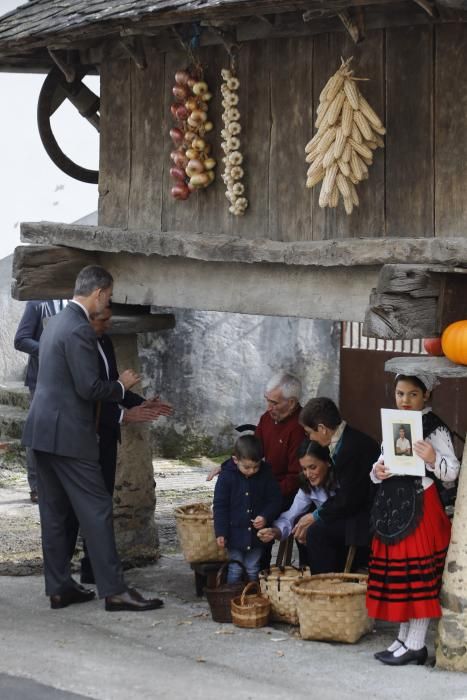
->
[0, 255, 27, 383]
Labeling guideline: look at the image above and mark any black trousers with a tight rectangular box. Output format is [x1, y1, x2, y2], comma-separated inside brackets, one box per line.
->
[305, 518, 349, 574]
[35, 450, 126, 598]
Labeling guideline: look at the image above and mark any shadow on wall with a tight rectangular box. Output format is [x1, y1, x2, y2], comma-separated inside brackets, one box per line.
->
[0, 255, 27, 383]
[139, 308, 340, 459]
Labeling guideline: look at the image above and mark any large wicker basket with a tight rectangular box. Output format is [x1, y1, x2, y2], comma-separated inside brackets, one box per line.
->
[174, 503, 228, 563]
[231, 582, 271, 629]
[291, 573, 372, 643]
[205, 561, 247, 623]
[259, 566, 309, 624]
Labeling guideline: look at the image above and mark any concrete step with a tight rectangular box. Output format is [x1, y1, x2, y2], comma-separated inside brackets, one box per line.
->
[0, 404, 28, 440]
[0, 382, 30, 410]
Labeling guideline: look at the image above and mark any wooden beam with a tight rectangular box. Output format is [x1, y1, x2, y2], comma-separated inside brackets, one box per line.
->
[19, 221, 467, 269]
[12, 245, 97, 300]
[109, 313, 175, 335]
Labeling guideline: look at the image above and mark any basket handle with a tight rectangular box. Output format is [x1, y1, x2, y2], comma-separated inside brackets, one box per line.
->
[215, 560, 247, 588]
[240, 580, 261, 605]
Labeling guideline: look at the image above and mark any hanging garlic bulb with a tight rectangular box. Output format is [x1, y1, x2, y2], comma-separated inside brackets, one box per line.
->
[220, 68, 248, 216]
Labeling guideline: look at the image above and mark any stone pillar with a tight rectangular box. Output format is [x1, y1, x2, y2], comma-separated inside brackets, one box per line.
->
[436, 437, 467, 671]
[111, 333, 159, 565]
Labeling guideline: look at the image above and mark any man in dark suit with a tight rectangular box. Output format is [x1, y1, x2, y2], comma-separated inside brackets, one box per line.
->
[22, 265, 164, 611]
[79, 306, 172, 583]
[294, 397, 380, 573]
[14, 299, 66, 502]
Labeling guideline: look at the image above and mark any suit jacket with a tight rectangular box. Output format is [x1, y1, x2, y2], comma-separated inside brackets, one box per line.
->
[97, 334, 144, 442]
[318, 425, 380, 545]
[14, 300, 58, 391]
[22, 303, 124, 462]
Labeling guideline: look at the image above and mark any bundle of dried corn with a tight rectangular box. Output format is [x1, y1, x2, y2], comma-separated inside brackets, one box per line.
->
[305, 57, 385, 215]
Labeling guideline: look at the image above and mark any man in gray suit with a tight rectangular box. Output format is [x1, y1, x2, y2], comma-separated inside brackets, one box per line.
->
[22, 265, 163, 612]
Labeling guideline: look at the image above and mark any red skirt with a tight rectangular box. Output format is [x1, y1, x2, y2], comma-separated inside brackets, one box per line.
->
[366, 484, 451, 622]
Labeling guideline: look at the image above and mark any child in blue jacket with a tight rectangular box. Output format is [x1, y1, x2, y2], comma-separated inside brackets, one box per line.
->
[213, 434, 282, 583]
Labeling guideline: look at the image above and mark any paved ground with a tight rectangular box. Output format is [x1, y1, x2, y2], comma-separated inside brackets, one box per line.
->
[1, 458, 467, 699]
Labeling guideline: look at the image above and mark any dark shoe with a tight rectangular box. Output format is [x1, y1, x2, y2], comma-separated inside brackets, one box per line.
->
[374, 639, 405, 661]
[80, 570, 95, 585]
[29, 490, 38, 504]
[105, 587, 164, 612]
[50, 586, 96, 609]
[379, 644, 428, 666]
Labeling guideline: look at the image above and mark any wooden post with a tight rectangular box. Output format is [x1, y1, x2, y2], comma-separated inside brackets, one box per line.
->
[436, 435, 467, 671]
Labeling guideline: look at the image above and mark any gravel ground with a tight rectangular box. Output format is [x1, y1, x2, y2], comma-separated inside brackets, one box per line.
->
[0, 451, 218, 574]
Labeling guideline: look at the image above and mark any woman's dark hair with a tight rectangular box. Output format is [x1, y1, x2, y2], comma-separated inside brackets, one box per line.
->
[394, 374, 427, 393]
[296, 439, 335, 494]
[299, 397, 341, 430]
[233, 434, 263, 462]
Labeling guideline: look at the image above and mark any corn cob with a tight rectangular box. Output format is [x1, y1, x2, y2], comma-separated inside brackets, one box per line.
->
[350, 150, 364, 181]
[305, 132, 322, 153]
[315, 100, 331, 129]
[323, 141, 337, 169]
[343, 196, 354, 215]
[351, 122, 363, 144]
[348, 138, 373, 160]
[323, 162, 338, 195]
[341, 100, 353, 137]
[349, 181, 359, 207]
[337, 158, 351, 177]
[353, 110, 373, 141]
[319, 71, 345, 104]
[317, 126, 337, 154]
[336, 172, 351, 199]
[329, 185, 339, 208]
[343, 79, 359, 109]
[341, 141, 352, 163]
[333, 127, 347, 160]
[326, 90, 346, 126]
[319, 182, 330, 207]
[358, 94, 383, 128]
[306, 167, 325, 188]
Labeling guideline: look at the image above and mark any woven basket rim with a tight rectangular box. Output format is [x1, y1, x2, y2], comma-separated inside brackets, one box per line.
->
[291, 572, 368, 598]
[174, 503, 213, 520]
[259, 566, 308, 582]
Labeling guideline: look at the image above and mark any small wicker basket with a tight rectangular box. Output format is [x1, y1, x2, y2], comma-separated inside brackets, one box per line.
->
[174, 503, 228, 564]
[259, 566, 309, 624]
[205, 561, 247, 623]
[231, 581, 271, 629]
[291, 573, 372, 643]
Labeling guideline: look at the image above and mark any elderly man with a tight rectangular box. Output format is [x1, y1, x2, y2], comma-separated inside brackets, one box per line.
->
[22, 265, 164, 611]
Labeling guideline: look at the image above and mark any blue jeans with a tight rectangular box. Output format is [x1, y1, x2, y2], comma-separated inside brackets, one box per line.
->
[227, 547, 263, 583]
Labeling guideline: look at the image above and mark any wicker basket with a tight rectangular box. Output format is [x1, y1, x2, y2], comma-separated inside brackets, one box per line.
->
[174, 503, 228, 564]
[291, 573, 372, 643]
[259, 566, 309, 624]
[205, 561, 247, 623]
[231, 581, 271, 629]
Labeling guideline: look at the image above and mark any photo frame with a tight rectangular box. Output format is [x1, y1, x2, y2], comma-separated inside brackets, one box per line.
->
[380, 408, 425, 476]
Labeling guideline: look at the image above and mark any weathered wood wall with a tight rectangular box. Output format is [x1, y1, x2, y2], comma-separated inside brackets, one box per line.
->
[98, 23, 467, 241]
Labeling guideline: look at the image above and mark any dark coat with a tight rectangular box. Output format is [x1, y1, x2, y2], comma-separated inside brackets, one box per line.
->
[318, 424, 380, 547]
[213, 458, 282, 550]
[14, 300, 58, 391]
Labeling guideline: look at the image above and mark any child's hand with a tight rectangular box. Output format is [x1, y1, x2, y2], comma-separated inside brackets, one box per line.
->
[252, 516, 266, 529]
[216, 536, 225, 548]
[207, 466, 221, 482]
[374, 460, 391, 480]
[257, 528, 275, 543]
[414, 440, 436, 465]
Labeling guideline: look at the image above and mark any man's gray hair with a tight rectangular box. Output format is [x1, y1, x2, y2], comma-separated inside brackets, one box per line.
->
[74, 265, 113, 297]
[266, 371, 302, 400]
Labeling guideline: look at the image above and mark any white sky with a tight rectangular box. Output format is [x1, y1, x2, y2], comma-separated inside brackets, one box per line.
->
[0, 0, 99, 260]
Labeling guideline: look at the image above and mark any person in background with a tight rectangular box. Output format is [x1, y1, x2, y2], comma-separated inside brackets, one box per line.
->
[14, 298, 67, 503]
[368, 373, 460, 667]
[78, 306, 173, 584]
[296, 397, 380, 573]
[213, 434, 282, 583]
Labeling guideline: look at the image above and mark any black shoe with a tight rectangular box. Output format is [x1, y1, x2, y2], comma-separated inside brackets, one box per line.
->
[374, 639, 404, 661]
[50, 586, 96, 609]
[379, 644, 428, 666]
[105, 587, 164, 612]
[29, 490, 38, 504]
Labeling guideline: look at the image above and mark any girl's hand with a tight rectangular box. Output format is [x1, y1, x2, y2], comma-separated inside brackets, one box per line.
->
[414, 440, 436, 465]
[216, 536, 225, 548]
[252, 516, 266, 529]
[257, 528, 276, 543]
[374, 460, 392, 480]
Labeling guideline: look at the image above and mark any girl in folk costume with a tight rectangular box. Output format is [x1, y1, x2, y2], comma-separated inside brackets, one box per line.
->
[367, 374, 460, 666]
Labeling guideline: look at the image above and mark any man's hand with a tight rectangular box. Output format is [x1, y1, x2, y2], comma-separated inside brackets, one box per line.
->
[292, 513, 315, 544]
[141, 398, 173, 417]
[123, 404, 170, 424]
[216, 536, 226, 548]
[118, 369, 141, 390]
[206, 466, 221, 482]
[252, 515, 266, 530]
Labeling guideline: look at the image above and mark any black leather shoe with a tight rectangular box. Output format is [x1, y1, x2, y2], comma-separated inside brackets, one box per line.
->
[379, 644, 428, 666]
[29, 490, 38, 504]
[374, 649, 396, 662]
[105, 588, 164, 612]
[50, 586, 96, 609]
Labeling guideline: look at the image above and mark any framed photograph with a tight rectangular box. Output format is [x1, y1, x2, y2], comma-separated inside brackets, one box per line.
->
[380, 409, 425, 476]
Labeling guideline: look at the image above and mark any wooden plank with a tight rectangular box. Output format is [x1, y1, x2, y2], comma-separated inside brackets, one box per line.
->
[268, 36, 313, 241]
[11, 245, 97, 300]
[385, 25, 434, 238]
[110, 313, 176, 334]
[98, 54, 132, 228]
[435, 24, 467, 237]
[128, 46, 165, 229]
[20, 221, 467, 267]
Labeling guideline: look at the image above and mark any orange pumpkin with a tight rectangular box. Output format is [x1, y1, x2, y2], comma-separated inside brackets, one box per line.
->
[441, 320, 467, 365]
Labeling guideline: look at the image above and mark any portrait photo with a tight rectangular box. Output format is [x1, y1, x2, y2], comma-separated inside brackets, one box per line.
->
[381, 408, 424, 476]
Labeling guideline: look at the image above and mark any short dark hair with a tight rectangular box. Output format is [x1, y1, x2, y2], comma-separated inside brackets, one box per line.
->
[299, 397, 341, 430]
[74, 265, 113, 297]
[233, 434, 263, 462]
[296, 439, 335, 494]
[394, 374, 427, 393]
